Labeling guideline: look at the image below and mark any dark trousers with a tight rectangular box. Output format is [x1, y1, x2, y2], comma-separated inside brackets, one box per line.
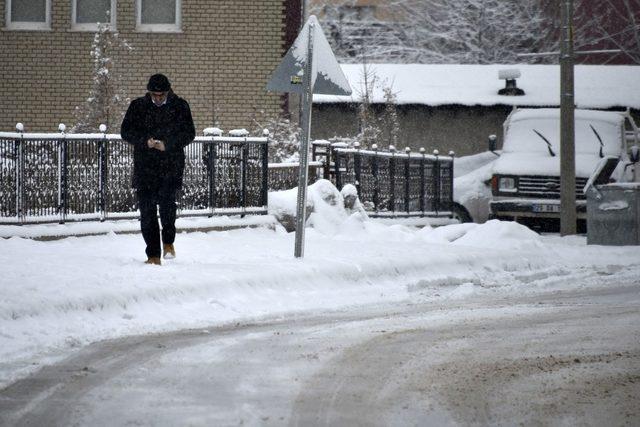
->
[137, 184, 177, 258]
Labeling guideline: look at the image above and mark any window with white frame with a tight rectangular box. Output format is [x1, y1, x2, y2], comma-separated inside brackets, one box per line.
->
[5, 0, 51, 30]
[72, 0, 116, 31]
[136, 0, 181, 32]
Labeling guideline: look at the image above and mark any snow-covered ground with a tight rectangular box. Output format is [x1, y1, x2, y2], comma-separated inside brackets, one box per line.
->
[1, 180, 639, 390]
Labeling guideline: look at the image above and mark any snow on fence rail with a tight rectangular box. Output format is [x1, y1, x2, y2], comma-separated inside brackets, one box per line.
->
[0, 131, 269, 224]
[329, 144, 454, 217]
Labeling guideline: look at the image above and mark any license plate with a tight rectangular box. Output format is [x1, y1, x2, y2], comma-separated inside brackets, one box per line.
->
[532, 203, 560, 213]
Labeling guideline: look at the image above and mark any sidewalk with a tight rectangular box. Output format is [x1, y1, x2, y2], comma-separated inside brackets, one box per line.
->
[0, 215, 278, 240]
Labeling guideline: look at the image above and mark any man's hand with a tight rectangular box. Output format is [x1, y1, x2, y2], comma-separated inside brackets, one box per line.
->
[147, 138, 166, 152]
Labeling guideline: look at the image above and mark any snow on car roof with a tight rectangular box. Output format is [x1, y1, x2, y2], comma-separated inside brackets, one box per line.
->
[314, 64, 640, 109]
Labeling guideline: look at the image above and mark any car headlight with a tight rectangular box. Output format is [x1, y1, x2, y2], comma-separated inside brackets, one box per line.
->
[499, 177, 517, 192]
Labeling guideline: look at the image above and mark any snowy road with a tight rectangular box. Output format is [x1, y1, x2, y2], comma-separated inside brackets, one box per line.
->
[2, 273, 638, 427]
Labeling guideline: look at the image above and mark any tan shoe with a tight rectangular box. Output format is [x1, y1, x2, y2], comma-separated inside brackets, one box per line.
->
[145, 257, 162, 265]
[163, 243, 176, 259]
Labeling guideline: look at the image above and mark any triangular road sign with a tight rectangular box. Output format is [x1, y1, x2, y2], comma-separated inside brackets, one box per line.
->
[266, 15, 352, 96]
[266, 15, 351, 258]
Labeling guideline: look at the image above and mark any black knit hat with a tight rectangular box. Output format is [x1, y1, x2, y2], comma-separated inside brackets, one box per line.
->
[147, 73, 171, 92]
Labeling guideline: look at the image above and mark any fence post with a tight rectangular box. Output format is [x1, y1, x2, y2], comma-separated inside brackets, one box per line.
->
[241, 138, 248, 217]
[389, 145, 396, 213]
[353, 141, 361, 196]
[334, 144, 342, 190]
[98, 124, 107, 221]
[404, 147, 411, 214]
[15, 123, 24, 223]
[58, 124, 68, 224]
[447, 151, 455, 213]
[371, 144, 379, 212]
[208, 137, 217, 217]
[262, 130, 269, 209]
[419, 147, 426, 217]
[433, 149, 440, 215]
[323, 143, 331, 181]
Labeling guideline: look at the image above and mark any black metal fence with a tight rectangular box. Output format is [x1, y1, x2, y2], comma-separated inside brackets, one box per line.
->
[330, 146, 454, 217]
[0, 132, 269, 224]
[268, 161, 324, 191]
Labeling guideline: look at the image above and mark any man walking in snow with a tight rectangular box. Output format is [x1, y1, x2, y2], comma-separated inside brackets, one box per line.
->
[121, 74, 195, 265]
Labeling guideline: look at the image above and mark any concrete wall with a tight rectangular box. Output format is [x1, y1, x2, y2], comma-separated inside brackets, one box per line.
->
[0, 0, 294, 133]
[311, 103, 512, 157]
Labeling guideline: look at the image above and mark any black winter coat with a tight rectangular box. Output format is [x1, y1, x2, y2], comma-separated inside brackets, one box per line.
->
[121, 91, 195, 191]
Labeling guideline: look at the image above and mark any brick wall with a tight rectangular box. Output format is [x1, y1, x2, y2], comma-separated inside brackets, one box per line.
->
[0, 0, 294, 133]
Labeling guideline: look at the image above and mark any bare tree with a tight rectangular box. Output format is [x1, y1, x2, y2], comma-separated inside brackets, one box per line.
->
[73, 21, 133, 133]
[355, 62, 381, 147]
[314, 0, 639, 64]
[575, 0, 640, 64]
[310, 0, 408, 61]
[314, 0, 559, 64]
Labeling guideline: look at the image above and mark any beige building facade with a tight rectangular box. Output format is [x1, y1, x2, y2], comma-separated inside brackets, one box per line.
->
[0, 0, 301, 133]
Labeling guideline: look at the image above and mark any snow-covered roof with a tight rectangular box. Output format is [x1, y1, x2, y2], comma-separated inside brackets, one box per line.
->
[313, 64, 640, 109]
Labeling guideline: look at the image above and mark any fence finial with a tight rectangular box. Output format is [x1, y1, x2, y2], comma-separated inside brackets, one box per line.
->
[449, 150, 455, 157]
[371, 143, 378, 151]
[419, 147, 425, 154]
[353, 141, 360, 149]
[433, 149, 439, 156]
[58, 123, 66, 133]
[16, 123, 24, 132]
[262, 128, 270, 136]
[99, 124, 107, 133]
[405, 147, 411, 154]
[389, 145, 396, 152]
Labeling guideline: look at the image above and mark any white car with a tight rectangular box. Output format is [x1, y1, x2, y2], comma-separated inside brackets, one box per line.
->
[453, 108, 639, 229]
[452, 151, 498, 223]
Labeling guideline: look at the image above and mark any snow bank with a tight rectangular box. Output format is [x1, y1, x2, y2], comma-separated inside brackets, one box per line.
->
[453, 219, 543, 250]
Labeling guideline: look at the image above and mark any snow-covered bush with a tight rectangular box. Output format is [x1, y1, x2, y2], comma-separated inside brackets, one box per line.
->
[249, 108, 301, 163]
[269, 179, 368, 233]
[72, 20, 133, 133]
[341, 184, 368, 218]
[379, 86, 400, 148]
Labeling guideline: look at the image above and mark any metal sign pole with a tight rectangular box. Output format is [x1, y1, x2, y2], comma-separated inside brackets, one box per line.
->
[560, 0, 577, 235]
[294, 21, 315, 258]
[266, 15, 351, 258]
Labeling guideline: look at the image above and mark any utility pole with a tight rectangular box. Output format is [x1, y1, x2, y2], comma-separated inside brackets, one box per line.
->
[560, 0, 577, 235]
[301, 0, 307, 23]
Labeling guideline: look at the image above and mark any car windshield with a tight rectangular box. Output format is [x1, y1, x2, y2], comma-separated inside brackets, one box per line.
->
[503, 110, 623, 156]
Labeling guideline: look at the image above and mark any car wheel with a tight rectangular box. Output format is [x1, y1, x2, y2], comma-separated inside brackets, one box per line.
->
[452, 203, 473, 223]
